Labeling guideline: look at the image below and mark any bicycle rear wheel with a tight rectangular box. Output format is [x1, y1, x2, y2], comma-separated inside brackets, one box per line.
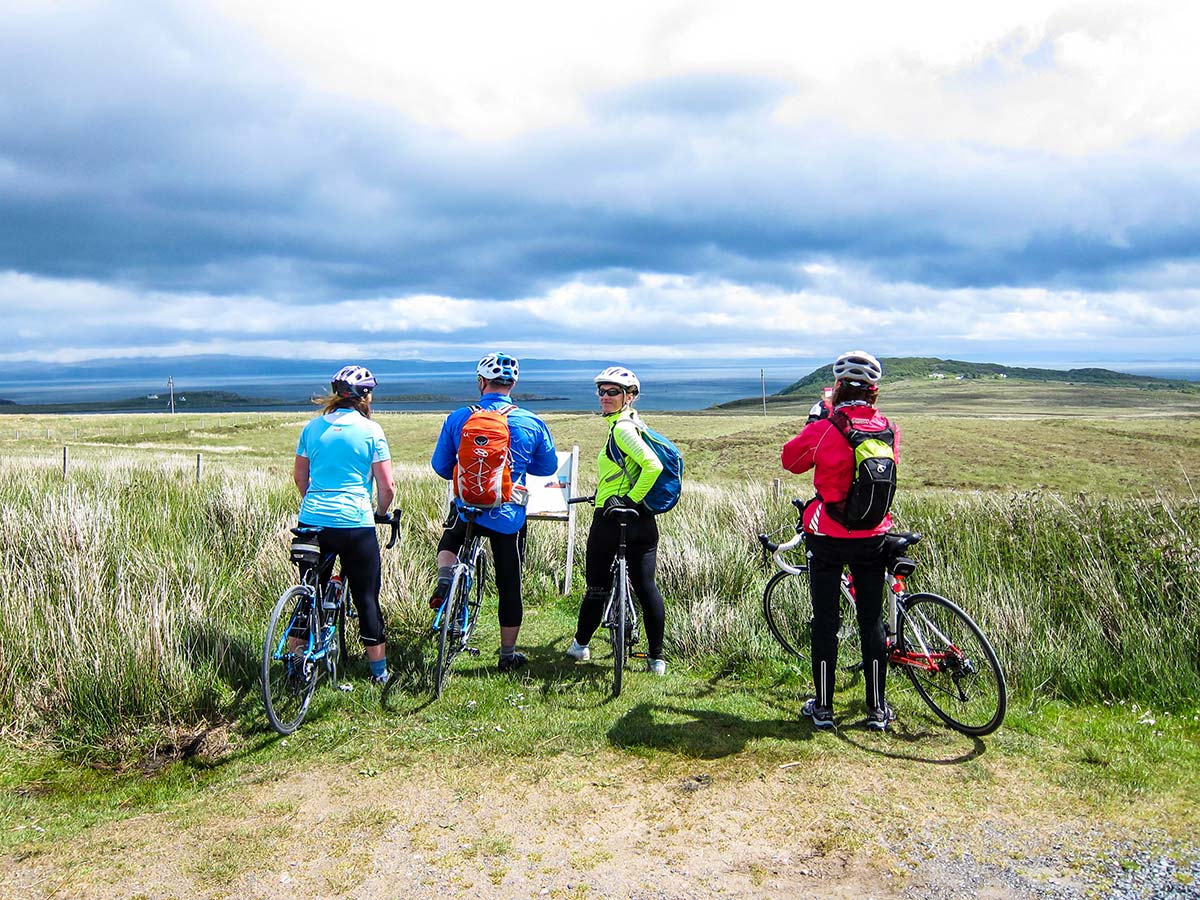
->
[262, 586, 319, 735]
[609, 563, 629, 697]
[897, 593, 1007, 736]
[433, 572, 465, 698]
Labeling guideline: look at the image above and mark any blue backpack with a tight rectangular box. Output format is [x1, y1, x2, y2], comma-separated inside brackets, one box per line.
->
[606, 420, 684, 513]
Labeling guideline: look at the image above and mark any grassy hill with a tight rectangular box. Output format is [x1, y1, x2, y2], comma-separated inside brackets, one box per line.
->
[777, 357, 1195, 394]
[716, 357, 1198, 412]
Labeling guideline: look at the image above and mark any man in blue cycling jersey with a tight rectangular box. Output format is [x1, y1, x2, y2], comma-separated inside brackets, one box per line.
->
[430, 353, 558, 672]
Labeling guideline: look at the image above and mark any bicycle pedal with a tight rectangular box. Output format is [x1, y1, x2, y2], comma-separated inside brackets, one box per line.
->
[629, 651, 649, 659]
[466, 647, 480, 657]
[338, 683, 354, 692]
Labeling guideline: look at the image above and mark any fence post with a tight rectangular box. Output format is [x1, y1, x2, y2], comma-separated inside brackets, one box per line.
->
[773, 478, 781, 500]
[62, 446, 69, 479]
[196, 453, 203, 483]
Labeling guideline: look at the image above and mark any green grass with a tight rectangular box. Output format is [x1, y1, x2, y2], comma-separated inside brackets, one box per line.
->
[1, 402, 1199, 870]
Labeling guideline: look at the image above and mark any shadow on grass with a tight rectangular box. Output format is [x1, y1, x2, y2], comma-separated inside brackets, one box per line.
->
[606, 701, 804, 759]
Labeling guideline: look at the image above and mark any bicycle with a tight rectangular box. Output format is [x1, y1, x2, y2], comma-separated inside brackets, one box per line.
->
[430, 505, 488, 698]
[569, 495, 642, 697]
[261, 510, 401, 735]
[757, 501, 1007, 736]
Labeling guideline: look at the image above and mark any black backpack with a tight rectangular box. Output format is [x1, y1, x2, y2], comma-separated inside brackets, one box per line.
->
[822, 409, 897, 530]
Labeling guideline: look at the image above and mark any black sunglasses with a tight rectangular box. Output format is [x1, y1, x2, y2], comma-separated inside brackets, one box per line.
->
[597, 387, 625, 397]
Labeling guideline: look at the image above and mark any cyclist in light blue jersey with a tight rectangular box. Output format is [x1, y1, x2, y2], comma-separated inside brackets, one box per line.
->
[294, 365, 396, 684]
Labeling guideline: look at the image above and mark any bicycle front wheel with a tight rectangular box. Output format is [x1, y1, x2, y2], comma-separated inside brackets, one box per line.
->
[897, 593, 1007, 736]
[262, 586, 319, 735]
[763, 570, 862, 689]
[762, 570, 810, 658]
[609, 563, 629, 697]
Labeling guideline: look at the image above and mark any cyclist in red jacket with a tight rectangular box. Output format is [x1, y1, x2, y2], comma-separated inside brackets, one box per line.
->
[781, 350, 900, 731]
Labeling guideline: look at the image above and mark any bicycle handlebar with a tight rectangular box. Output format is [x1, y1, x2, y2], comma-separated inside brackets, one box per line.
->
[758, 530, 805, 576]
[374, 509, 402, 549]
[568, 495, 595, 505]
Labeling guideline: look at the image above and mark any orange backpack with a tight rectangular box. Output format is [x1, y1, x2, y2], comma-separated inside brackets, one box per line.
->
[453, 404, 516, 508]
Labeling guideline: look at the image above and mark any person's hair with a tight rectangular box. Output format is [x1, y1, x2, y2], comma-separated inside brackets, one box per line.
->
[479, 377, 515, 394]
[316, 390, 373, 418]
[832, 379, 878, 407]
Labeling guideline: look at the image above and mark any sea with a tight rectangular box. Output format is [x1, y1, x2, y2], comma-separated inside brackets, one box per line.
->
[0, 359, 811, 413]
[1, 357, 1197, 414]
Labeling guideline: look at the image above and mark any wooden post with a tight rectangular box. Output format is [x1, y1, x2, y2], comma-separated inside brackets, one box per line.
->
[773, 478, 781, 500]
[62, 446, 69, 478]
[196, 453, 203, 483]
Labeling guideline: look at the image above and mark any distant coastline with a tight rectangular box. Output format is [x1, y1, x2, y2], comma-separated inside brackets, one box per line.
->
[0, 390, 569, 415]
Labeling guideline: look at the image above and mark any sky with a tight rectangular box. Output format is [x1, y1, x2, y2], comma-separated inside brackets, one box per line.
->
[2, 0, 1199, 369]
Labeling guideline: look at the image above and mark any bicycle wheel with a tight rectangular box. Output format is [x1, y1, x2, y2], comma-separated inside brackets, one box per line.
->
[609, 563, 629, 697]
[763, 571, 862, 687]
[468, 545, 487, 638]
[896, 593, 1007, 736]
[762, 570, 809, 657]
[433, 569, 466, 698]
[262, 586, 319, 735]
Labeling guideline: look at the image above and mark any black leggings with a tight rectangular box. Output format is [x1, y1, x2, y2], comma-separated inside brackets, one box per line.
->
[805, 533, 888, 709]
[575, 512, 666, 660]
[438, 518, 527, 628]
[301, 524, 386, 646]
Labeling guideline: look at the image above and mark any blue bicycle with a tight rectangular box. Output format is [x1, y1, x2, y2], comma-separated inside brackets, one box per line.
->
[431, 506, 487, 698]
[261, 511, 400, 735]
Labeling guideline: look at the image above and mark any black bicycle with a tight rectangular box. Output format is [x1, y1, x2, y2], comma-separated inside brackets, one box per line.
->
[430, 505, 487, 698]
[570, 496, 642, 697]
[261, 510, 401, 735]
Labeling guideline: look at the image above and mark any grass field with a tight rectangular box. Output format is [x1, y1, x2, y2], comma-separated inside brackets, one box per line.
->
[2, 383, 1199, 886]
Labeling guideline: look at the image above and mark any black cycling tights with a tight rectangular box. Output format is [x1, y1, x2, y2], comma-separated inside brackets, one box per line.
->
[805, 533, 888, 710]
[437, 518, 527, 628]
[575, 513, 666, 660]
[303, 524, 386, 646]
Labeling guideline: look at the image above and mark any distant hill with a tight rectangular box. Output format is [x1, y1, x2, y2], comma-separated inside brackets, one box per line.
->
[777, 357, 1194, 394]
[714, 357, 1196, 410]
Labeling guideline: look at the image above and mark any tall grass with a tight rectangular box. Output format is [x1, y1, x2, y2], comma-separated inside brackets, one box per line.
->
[1, 452, 1197, 755]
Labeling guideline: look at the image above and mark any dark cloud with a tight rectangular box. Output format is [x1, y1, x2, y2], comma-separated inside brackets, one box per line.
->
[2, 0, 1199, 319]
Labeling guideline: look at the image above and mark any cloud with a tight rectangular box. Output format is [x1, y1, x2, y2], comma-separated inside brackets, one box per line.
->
[1, 1, 1198, 366]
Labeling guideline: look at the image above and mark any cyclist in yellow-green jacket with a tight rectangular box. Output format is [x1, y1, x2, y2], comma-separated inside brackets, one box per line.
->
[565, 366, 668, 675]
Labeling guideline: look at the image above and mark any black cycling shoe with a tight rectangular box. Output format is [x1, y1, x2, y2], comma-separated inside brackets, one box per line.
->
[498, 652, 528, 673]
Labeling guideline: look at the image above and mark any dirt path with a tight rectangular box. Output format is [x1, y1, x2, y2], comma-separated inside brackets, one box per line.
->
[5, 747, 1198, 900]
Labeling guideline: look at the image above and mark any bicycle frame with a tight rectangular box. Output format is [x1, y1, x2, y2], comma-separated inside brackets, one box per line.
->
[766, 532, 952, 674]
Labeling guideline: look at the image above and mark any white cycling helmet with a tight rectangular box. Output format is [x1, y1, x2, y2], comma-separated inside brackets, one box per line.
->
[832, 350, 882, 386]
[594, 366, 640, 394]
[476, 352, 519, 384]
[331, 364, 377, 398]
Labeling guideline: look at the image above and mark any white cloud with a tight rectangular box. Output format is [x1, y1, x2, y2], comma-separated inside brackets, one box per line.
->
[209, 1, 1200, 152]
[8, 266, 1195, 364]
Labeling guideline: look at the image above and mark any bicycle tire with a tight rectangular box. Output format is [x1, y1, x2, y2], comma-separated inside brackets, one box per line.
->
[262, 586, 319, 735]
[469, 545, 487, 638]
[433, 569, 465, 698]
[610, 562, 628, 697]
[762, 569, 809, 657]
[763, 571, 861, 665]
[896, 592, 1007, 736]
